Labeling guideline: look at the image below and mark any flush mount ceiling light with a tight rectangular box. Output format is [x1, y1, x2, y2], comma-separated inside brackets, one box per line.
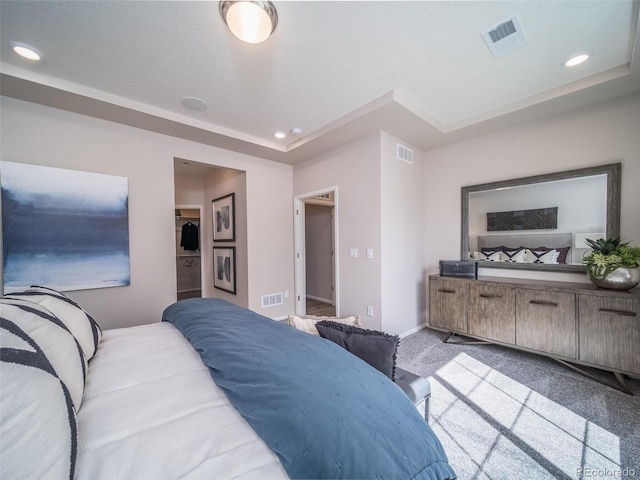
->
[274, 131, 286, 139]
[564, 53, 591, 67]
[220, 1, 278, 44]
[9, 41, 42, 61]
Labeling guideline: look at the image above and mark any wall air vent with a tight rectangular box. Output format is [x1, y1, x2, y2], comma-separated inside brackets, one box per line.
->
[397, 144, 413, 164]
[482, 15, 526, 57]
[261, 292, 283, 308]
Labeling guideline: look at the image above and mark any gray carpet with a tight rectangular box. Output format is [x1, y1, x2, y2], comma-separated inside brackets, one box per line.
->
[396, 328, 640, 480]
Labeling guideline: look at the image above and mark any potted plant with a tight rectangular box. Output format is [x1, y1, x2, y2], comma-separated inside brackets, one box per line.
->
[583, 237, 640, 290]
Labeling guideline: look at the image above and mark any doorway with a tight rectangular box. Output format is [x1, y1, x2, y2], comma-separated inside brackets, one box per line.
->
[294, 187, 339, 316]
[175, 204, 203, 300]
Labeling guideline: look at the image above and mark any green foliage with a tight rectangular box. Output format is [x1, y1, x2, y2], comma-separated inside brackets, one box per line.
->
[583, 238, 640, 279]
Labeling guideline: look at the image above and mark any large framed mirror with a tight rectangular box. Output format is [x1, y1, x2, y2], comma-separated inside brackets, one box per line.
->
[461, 163, 621, 273]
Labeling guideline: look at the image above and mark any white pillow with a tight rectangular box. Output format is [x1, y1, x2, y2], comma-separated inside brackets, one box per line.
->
[8, 286, 102, 360]
[288, 313, 362, 335]
[0, 298, 87, 411]
[0, 310, 78, 480]
[501, 249, 526, 263]
[525, 249, 559, 264]
[475, 251, 503, 262]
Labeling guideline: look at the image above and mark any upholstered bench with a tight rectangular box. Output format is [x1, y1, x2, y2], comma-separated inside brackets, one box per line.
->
[395, 367, 431, 422]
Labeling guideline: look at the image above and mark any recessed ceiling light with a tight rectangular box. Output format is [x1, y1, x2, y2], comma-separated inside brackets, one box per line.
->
[290, 128, 303, 136]
[180, 96, 208, 111]
[9, 41, 42, 61]
[274, 132, 286, 139]
[564, 53, 591, 68]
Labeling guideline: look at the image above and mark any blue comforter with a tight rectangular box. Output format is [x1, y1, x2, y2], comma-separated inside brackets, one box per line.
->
[163, 298, 456, 480]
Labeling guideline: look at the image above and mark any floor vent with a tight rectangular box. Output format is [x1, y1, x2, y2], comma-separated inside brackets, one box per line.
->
[482, 15, 526, 57]
[261, 292, 283, 308]
[397, 144, 414, 164]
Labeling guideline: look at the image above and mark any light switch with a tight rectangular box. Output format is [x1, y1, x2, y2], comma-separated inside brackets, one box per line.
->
[350, 248, 358, 258]
[366, 248, 374, 259]
[367, 306, 374, 317]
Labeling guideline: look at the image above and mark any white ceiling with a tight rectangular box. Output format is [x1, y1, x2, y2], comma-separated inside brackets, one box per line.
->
[1, 1, 639, 165]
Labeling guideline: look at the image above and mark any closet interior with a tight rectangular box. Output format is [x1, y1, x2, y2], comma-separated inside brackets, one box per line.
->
[176, 208, 201, 300]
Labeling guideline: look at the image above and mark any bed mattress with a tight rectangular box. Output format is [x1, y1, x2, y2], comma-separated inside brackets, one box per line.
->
[75, 321, 288, 480]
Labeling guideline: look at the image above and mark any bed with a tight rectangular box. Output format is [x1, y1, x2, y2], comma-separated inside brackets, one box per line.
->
[0, 287, 456, 480]
[473, 232, 573, 264]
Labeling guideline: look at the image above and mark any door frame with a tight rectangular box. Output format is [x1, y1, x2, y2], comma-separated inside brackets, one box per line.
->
[175, 204, 204, 299]
[293, 186, 339, 315]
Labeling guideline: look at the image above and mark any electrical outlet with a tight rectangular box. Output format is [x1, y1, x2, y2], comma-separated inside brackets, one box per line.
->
[350, 248, 358, 258]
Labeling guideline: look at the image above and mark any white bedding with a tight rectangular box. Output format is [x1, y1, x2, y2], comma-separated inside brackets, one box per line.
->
[75, 322, 288, 480]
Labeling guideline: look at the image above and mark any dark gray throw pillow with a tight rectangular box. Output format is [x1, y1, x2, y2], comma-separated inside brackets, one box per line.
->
[315, 320, 399, 380]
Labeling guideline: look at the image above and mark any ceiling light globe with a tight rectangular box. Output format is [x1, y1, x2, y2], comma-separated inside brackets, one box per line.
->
[221, 1, 277, 44]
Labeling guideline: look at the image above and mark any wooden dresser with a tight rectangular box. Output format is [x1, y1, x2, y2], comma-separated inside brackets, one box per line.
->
[428, 274, 640, 393]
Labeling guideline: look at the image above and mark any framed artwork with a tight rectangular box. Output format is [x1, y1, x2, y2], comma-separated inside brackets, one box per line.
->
[213, 246, 236, 294]
[0, 161, 130, 293]
[212, 193, 235, 241]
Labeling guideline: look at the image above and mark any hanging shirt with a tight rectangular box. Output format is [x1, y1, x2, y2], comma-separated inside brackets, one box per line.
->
[180, 222, 199, 251]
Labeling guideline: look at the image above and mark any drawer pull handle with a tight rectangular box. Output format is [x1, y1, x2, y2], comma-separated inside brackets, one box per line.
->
[529, 300, 558, 307]
[599, 308, 637, 317]
[480, 294, 501, 299]
[439, 289, 456, 294]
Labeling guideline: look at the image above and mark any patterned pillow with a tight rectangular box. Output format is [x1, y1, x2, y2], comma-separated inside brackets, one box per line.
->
[0, 298, 86, 410]
[0, 314, 78, 480]
[6, 286, 102, 360]
[315, 320, 399, 380]
[287, 313, 361, 336]
[525, 249, 560, 264]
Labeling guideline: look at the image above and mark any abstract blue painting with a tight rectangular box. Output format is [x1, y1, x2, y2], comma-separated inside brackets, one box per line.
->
[1, 161, 130, 293]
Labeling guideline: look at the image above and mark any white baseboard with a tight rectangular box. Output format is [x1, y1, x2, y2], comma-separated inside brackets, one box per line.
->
[306, 294, 334, 305]
[400, 323, 427, 339]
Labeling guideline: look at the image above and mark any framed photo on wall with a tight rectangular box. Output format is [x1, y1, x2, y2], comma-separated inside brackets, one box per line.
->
[213, 246, 236, 294]
[212, 193, 235, 241]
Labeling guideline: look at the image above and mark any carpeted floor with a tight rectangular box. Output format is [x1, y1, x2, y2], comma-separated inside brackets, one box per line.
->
[396, 328, 640, 480]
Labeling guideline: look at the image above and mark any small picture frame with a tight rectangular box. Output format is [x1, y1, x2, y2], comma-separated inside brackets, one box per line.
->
[212, 193, 235, 242]
[213, 246, 236, 294]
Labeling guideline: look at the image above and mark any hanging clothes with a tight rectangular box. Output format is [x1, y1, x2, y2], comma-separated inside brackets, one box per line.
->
[180, 222, 199, 251]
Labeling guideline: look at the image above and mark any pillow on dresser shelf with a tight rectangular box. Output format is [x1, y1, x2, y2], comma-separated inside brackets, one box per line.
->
[315, 320, 399, 380]
[287, 313, 361, 336]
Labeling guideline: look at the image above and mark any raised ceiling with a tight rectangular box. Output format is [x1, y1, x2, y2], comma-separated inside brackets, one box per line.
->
[1, 1, 639, 165]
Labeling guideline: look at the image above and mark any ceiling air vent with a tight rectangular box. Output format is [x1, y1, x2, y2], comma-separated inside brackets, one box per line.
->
[482, 15, 526, 57]
[397, 144, 413, 164]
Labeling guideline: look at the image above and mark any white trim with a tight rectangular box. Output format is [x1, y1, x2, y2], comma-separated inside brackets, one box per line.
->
[306, 294, 334, 305]
[399, 323, 427, 339]
[293, 186, 339, 316]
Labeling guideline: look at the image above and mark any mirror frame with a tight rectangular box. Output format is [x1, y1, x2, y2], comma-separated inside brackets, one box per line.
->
[461, 163, 621, 273]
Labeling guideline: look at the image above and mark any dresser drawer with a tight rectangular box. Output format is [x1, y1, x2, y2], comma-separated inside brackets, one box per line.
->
[516, 289, 576, 358]
[429, 277, 467, 333]
[579, 295, 640, 373]
[468, 283, 515, 344]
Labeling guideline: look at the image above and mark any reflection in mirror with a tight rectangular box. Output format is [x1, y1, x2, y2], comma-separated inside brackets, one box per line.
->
[461, 163, 621, 273]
